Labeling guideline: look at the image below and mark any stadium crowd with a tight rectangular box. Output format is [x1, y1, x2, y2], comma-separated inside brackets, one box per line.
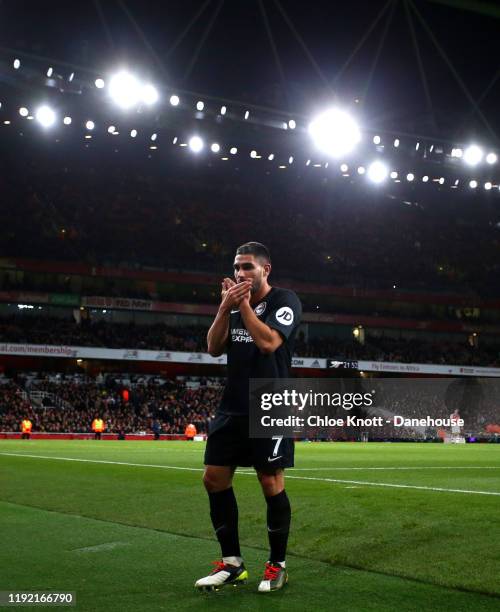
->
[0, 375, 220, 435]
[2, 372, 498, 439]
[2, 146, 500, 296]
[1, 315, 499, 366]
[0, 317, 205, 351]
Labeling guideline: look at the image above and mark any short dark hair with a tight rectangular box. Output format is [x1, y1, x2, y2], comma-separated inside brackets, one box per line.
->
[236, 242, 271, 263]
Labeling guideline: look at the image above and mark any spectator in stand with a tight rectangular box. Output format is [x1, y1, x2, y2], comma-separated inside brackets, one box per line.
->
[152, 418, 162, 440]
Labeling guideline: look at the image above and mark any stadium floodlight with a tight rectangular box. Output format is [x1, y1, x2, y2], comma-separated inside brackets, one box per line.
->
[451, 147, 463, 158]
[469, 179, 478, 188]
[130, 129, 137, 138]
[68, 72, 74, 82]
[484, 182, 492, 190]
[289, 156, 294, 164]
[142, 84, 159, 105]
[63, 116, 72, 125]
[13, 58, 21, 69]
[46, 67, 53, 77]
[486, 152, 497, 165]
[95, 78, 105, 89]
[340, 163, 348, 173]
[422, 175, 429, 182]
[250, 150, 257, 158]
[107, 125, 116, 134]
[268, 153, 275, 161]
[367, 160, 388, 183]
[373, 135, 381, 145]
[109, 71, 141, 109]
[151, 133, 157, 141]
[35, 105, 56, 128]
[220, 106, 227, 115]
[308, 108, 361, 158]
[463, 145, 483, 166]
[439, 177, 445, 185]
[196, 101, 204, 111]
[357, 166, 365, 175]
[390, 171, 398, 179]
[85, 120, 95, 130]
[188, 135, 204, 153]
[230, 147, 237, 155]
[244, 110, 250, 120]
[406, 173, 414, 182]
[19, 107, 29, 117]
[169, 94, 180, 106]
[288, 119, 296, 129]
[393, 138, 399, 147]
[211, 143, 220, 153]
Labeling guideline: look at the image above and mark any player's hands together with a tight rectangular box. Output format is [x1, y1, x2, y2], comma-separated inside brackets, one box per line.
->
[220, 277, 252, 312]
[221, 277, 236, 299]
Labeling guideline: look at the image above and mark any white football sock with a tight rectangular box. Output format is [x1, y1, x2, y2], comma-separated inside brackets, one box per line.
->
[222, 556, 243, 567]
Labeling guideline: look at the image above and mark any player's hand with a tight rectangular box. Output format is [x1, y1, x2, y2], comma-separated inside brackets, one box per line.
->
[221, 277, 236, 300]
[220, 279, 252, 312]
[239, 282, 251, 306]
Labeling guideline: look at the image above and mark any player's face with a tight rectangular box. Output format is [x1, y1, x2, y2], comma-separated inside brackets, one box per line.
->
[233, 254, 270, 294]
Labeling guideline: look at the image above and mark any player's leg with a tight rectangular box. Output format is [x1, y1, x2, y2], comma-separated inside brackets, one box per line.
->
[196, 466, 248, 590]
[203, 465, 241, 561]
[255, 468, 291, 591]
[252, 434, 294, 592]
[196, 415, 249, 591]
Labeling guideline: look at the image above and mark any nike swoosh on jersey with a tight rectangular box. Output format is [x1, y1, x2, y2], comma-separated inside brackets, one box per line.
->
[267, 455, 283, 462]
[230, 309, 240, 314]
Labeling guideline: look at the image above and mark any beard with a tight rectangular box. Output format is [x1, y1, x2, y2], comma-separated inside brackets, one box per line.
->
[250, 277, 263, 294]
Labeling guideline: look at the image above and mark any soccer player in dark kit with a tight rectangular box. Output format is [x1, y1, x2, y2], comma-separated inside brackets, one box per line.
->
[195, 242, 302, 593]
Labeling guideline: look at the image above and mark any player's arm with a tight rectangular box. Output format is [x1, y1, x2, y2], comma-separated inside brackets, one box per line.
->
[207, 309, 230, 357]
[239, 301, 283, 354]
[207, 278, 252, 356]
[241, 290, 302, 354]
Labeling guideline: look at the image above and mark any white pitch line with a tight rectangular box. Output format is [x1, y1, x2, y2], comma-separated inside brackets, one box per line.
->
[0, 452, 204, 473]
[282, 466, 500, 471]
[73, 541, 129, 553]
[283, 474, 500, 496]
[1, 452, 500, 497]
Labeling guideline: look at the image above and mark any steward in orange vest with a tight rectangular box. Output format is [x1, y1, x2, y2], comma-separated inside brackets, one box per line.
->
[185, 423, 197, 440]
[21, 419, 32, 440]
[92, 417, 105, 440]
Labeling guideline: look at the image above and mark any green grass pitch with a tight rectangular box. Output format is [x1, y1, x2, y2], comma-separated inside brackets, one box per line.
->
[1, 440, 500, 611]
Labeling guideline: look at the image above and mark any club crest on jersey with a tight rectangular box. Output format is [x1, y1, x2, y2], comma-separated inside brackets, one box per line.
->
[275, 306, 294, 325]
[254, 302, 267, 316]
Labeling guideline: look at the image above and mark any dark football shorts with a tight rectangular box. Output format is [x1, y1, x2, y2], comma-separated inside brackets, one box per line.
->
[204, 413, 294, 471]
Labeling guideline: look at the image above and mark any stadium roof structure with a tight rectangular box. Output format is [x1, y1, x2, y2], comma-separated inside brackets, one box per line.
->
[0, 0, 499, 191]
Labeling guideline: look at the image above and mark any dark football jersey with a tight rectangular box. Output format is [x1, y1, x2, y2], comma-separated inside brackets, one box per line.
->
[218, 286, 302, 415]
